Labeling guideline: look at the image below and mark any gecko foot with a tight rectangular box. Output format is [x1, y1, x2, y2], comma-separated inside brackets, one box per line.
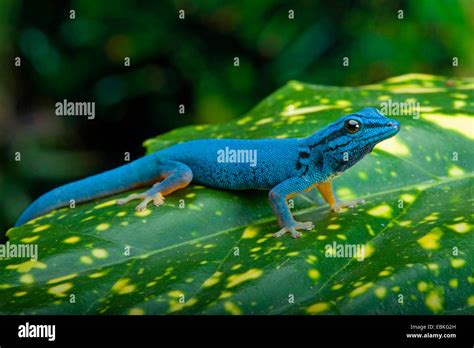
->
[116, 193, 146, 205]
[117, 191, 165, 212]
[331, 199, 365, 212]
[273, 221, 314, 239]
[135, 193, 165, 212]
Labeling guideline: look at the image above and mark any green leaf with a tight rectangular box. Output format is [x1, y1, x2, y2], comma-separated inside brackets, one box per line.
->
[1, 74, 473, 315]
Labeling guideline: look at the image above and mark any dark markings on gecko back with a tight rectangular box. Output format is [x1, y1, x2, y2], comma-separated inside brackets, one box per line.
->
[301, 165, 309, 176]
[299, 151, 310, 158]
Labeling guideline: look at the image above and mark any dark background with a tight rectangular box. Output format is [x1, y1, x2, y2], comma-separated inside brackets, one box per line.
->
[0, 0, 473, 233]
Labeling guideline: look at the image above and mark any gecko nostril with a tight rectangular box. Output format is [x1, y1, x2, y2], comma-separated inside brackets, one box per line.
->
[387, 121, 400, 129]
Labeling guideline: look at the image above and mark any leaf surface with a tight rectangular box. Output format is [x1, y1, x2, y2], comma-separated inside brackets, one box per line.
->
[1, 74, 473, 315]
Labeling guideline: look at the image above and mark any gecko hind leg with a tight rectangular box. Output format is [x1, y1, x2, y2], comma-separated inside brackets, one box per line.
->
[116, 161, 193, 212]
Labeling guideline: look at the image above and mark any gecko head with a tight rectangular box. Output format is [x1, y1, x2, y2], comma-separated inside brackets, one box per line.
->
[304, 107, 400, 174]
[342, 107, 400, 147]
[334, 107, 400, 168]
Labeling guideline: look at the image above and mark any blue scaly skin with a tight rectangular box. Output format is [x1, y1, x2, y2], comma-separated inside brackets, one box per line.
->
[15, 107, 400, 238]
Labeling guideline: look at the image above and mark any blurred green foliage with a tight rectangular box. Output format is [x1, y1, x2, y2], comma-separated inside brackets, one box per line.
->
[0, 0, 473, 234]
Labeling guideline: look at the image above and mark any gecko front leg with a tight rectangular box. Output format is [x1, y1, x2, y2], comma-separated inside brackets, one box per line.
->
[269, 177, 316, 238]
[316, 180, 364, 212]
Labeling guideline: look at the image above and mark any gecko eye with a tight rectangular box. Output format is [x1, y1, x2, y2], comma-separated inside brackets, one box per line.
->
[344, 119, 361, 134]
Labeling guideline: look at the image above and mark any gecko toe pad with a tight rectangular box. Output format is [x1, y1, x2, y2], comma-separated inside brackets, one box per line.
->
[153, 193, 165, 206]
[273, 221, 314, 238]
[331, 198, 365, 212]
[116, 193, 145, 205]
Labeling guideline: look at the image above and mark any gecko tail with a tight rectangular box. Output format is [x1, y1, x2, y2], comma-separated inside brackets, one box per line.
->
[15, 154, 162, 227]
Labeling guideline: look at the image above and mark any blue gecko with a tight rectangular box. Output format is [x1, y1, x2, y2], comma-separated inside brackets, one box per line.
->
[15, 107, 400, 238]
